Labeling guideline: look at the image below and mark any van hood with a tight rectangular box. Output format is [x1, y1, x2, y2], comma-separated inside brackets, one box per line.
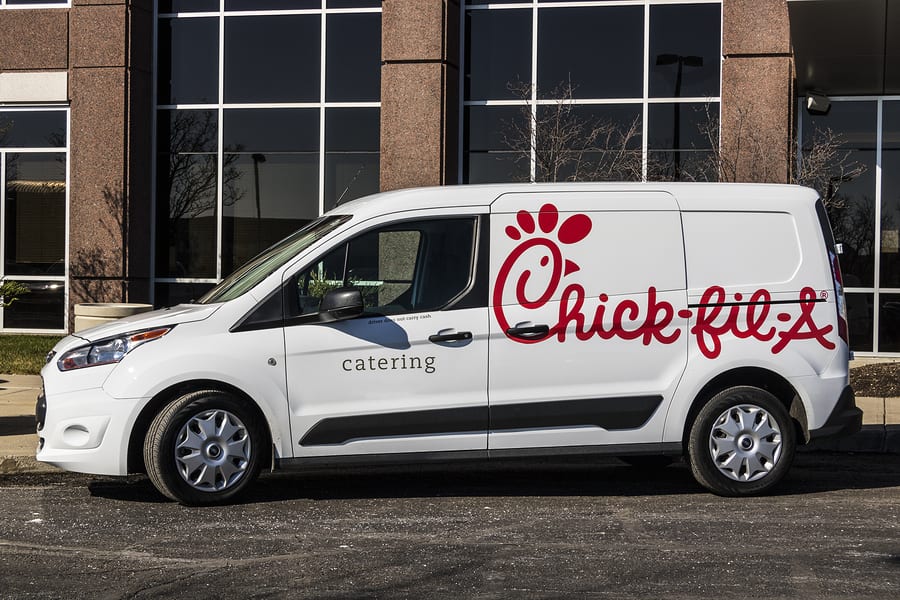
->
[72, 304, 222, 342]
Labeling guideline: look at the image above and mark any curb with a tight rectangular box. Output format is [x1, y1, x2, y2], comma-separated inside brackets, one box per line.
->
[802, 425, 900, 454]
[0, 455, 61, 476]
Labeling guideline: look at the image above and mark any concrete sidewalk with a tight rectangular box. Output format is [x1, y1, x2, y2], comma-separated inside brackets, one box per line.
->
[2, 373, 899, 476]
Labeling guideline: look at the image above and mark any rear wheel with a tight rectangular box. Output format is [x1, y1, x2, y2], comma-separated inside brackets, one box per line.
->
[144, 389, 267, 505]
[687, 386, 795, 496]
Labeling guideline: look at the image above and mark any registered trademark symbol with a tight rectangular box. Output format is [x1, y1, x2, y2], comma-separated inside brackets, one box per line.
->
[820, 290, 828, 299]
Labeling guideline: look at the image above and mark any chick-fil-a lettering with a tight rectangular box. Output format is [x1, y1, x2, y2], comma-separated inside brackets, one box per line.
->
[492, 203, 836, 358]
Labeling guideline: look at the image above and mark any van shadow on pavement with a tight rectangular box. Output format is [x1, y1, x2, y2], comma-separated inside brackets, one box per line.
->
[81, 452, 900, 505]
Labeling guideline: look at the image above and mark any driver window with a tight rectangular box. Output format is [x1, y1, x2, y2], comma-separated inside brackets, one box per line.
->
[291, 217, 475, 319]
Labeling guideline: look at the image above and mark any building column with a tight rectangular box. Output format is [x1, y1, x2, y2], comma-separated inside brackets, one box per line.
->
[721, 0, 794, 183]
[380, 0, 460, 191]
[68, 0, 153, 318]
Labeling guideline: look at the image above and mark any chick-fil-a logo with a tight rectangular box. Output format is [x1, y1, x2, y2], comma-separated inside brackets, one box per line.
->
[492, 203, 836, 359]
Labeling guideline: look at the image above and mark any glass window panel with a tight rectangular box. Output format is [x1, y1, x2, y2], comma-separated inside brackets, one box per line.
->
[647, 150, 717, 182]
[880, 102, 900, 287]
[1, 280, 64, 330]
[159, 1, 219, 12]
[825, 150, 876, 287]
[157, 17, 219, 105]
[224, 15, 320, 103]
[847, 292, 873, 352]
[226, 0, 321, 9]
[156, 153, 218, 278]
[324, 108, 379, 210]
[326, 12, 381, 102]
[158, 109, 218, 154]
[155, 282, 216, 308]
[879, 293, 900, 352]
[4, 153, 66, 276]
[222, 153, 319, 275]
[0, 111, 66, 148]
[537, 6, 643, 99]
[649, 3, 721, 98]
[464, 105, 529, 183]
[465, 8, 532, 100]
[534, 104, 643, 182]
[328, 0, 383, 7]
[224, 108, 319, 153]
[648, 102, 717, 150]
[801, 100, 877, 152]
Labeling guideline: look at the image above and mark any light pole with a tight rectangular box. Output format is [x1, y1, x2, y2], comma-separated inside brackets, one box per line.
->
[252, 153, 266, 250]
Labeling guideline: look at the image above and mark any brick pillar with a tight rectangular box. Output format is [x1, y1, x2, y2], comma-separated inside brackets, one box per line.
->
[68, 0, 153, 318]
[380, 0, 460, 191]
[721, 0, 794, 183]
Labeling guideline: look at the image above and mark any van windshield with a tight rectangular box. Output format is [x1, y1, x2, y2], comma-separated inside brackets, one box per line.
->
[197, 215, 352, 304]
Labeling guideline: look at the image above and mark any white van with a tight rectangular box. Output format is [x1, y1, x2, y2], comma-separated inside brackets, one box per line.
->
[36, 183, 861, 504]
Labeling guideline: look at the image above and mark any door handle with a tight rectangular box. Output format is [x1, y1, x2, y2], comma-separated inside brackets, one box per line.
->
[428, 331, 473, 343]
[506, 324, 550, 340]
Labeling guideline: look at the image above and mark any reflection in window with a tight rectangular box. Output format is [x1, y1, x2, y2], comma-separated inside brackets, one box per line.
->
[649, 4, 721, 98]
[325, 108, 380, 211]
[463, 1, 722, 183]
[802, 101, 877, 288]
[0, 111, 66, 148]
[464, 106, 529, 184]
[1, 280, 64, 330]
[156, 110, 219, 278]
[4, 154, 65, 277]
[156, 5, 381, 289]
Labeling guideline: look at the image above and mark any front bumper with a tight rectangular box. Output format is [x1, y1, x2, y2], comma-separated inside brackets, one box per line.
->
[808, 385, 862, 441]
[36, 386, 144, 476]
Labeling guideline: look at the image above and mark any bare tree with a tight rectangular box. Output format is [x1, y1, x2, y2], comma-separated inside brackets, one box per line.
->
[502, 81, 644, 183]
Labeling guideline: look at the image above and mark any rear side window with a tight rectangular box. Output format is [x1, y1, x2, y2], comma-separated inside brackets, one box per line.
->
[682, 212, 801, 290]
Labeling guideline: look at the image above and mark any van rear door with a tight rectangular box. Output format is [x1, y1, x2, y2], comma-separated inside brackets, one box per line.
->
[487, 191, 689, 451]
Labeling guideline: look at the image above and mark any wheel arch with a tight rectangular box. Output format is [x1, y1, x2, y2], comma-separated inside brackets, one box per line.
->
[681, 367, 808, 452]
[127, 380, 274, 474]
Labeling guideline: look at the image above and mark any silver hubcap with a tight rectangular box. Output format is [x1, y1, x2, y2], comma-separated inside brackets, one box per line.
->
[708, 404, 782, 482]
[175, 409, 251, 492]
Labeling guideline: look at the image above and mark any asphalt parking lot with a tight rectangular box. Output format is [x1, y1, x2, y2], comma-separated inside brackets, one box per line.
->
[0, 453, 898, 599]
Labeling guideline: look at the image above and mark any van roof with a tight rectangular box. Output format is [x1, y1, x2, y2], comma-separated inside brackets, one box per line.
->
[330, 182, 820, 220]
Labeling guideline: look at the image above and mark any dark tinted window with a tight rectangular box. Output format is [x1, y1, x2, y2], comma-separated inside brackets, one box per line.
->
[879, 102, 900, 287]
[224, 109, 319, 153]
[465, 105, 529, 183]
[326, 12, 381, 102]
[325, 108, 380, 210]
[159, 1, 219, 12]
[0, 111, 66, 148]
[466, 9, 532, 100]
[158, 17, 219, 104]
[226, 0, 321, 9]
[649, 3, 721, 98]
[224, 15, 320, 103]
[537, 6, 643, 99]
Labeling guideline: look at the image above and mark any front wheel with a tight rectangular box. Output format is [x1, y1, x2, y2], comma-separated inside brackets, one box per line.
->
[687, 386, 796, 497]
[144, 390, 267, 505]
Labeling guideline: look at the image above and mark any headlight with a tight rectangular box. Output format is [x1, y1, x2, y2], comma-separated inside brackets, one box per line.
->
[57, 327, 173, 371]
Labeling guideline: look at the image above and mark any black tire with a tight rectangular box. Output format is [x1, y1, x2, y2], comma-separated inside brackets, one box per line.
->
[144, 389, 267, 505]
[687, 386, 796, 497]
[618, 455, 674, 469]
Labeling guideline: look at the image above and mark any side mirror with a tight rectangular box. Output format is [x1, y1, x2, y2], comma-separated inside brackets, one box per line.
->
[319, 287, 364, 322]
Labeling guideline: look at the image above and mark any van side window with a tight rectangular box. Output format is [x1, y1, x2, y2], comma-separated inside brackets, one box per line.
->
[290, 218, 477, 319]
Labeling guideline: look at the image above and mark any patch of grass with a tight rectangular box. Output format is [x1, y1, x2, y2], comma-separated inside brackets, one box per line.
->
[0, 335, 63, 375]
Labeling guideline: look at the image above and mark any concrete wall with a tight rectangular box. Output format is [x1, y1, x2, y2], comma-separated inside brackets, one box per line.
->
[721, 0, 794, 183]
[380, 0, 460, 190]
